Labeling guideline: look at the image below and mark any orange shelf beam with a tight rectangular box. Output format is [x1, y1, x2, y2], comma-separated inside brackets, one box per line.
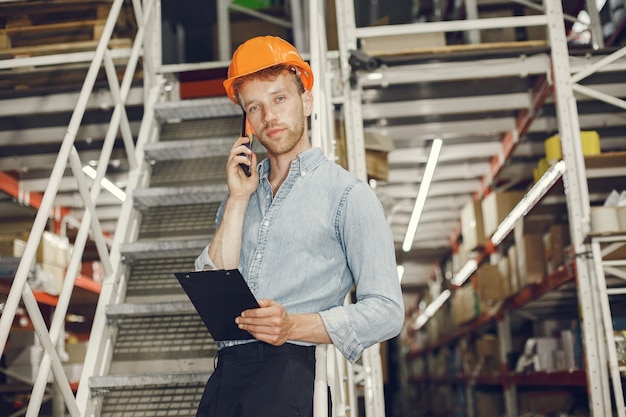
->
[0, 171, 45, 210]
[480, 76, 553, 195]
[0, 171, 70, 231]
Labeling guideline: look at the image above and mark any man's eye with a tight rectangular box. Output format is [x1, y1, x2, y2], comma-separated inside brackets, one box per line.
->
[249, 105, 259, 113]
[275, 96, 286, 103]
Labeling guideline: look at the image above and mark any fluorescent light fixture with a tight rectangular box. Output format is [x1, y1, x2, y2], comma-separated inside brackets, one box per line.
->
[82, 165, 126, 202]
[397, 265, 405, 283]
[402, 138, 442, 252]
[451, 259, 478, 287]
[491, 160, 565, 245]
[412, 289, 451, 330]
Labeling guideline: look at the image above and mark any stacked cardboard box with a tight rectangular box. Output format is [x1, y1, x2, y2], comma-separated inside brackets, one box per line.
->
[481, 191, 525, 238]
[543, 224, 571, 275]
[451, 284, 479, 327]
[474, 334, 500, 377]
[460, 199, 486, 251]
[475, 263, 514, 311]
[13, 231, 72, 295]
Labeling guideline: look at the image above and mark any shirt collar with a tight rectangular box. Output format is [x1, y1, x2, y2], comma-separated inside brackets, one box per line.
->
[258, 147, 326, 179]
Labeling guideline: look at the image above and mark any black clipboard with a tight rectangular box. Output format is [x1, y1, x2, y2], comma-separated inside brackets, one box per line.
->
[174, 269, 259, 341]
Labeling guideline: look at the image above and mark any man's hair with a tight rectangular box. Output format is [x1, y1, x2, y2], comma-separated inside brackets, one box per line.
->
[233, 64, 306, 104]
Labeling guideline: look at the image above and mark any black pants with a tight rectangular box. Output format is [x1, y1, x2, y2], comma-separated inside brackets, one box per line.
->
[196, 342, 318, 417]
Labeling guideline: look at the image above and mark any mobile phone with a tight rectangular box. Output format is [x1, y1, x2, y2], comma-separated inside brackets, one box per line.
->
[239, 112, 252, 177]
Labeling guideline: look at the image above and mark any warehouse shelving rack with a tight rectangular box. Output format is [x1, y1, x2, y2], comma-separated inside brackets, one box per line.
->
[338, 1, 626, 417]
[0, 0, 383, 415]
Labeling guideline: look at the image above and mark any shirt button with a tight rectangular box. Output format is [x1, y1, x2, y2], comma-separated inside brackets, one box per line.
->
[256, 253, 262, 259]
[264, 221, 269, 227]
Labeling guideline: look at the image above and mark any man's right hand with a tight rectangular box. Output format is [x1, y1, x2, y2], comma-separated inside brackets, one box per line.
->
[227, 135, 258, 198]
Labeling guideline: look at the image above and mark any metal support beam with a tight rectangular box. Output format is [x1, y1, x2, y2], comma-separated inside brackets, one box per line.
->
[545, 1, 610, 416]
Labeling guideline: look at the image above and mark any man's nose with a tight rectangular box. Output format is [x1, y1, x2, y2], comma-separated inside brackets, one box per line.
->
[262, 106, 277, 124]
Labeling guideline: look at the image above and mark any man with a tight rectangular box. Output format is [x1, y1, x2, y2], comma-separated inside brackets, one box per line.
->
[194, 35, 404, 417]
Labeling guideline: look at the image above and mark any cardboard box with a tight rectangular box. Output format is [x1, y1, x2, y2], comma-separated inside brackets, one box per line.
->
[13, 231, 71, 268]
[0, 236, 15, 256]
[461, 199, 486, 250]
[475, 392, 505, 417]
[365, 150, 389, 181]
[360, 31, 446, 56]
[524, 7, 548, 40]
[38, 263, 66, 295]
[544, 224, 571, 274]
[65, 342, 88, 364]
[481, 191, 525, 238]
[478, 9, 516, 43]
[519, 390, 574, 414]
[476, 263, 511, 307]
[451, 285, 478, 327]
[364, 132, 394, 181]
[515, 232, 545, 286]
[475, 334, 499, 358]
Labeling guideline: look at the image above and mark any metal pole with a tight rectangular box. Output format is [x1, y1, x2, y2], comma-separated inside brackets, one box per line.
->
[217, 0, 232, 61]
[314, 345, 329, 417]
[545, 1, 610, 415]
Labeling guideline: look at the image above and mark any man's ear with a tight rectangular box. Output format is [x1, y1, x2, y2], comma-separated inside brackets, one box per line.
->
[303, 90, 313, 117]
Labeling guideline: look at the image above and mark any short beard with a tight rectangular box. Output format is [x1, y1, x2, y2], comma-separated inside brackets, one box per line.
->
[260, 111, 306, 156]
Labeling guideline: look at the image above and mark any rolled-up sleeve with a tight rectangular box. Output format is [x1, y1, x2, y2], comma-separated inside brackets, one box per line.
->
[194, 244, 216, 271]
[319, 181, 404, 363]
[194, 200, 226, 271]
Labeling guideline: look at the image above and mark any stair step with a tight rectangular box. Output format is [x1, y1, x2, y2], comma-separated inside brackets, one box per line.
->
[154, 96, 239, 122]
[120, 239, 208, 261]
[144, 137, 233, 162]
[90, 371, 211, 390]
[89, 373, 210, 417]
[133, 184, 228, 209]
[123, 256, 197, 300]
[106, 302, 216, 362]
[159, 116, 240, 142]
[90, 371, 210, 416]
[150, 156, 228, 187]
[137, 202, 218, 241]
[107, 301, 196, 319]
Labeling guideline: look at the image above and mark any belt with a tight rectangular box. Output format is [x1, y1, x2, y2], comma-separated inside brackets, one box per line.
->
[218, 342, 316, 363]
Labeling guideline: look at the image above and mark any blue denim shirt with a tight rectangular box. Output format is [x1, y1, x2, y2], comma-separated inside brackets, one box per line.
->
[195, 147, 404, 362]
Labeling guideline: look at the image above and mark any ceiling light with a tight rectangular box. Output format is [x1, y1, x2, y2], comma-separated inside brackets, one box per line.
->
[402, 138, 442, 252]
[450, 259, 478, 287]
[490, 160, 565, 245]
[412, 289, 451, 330]
[82, 165, 126, 202]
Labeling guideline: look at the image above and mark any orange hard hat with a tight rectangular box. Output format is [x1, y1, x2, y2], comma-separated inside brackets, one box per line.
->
[223, 36, 314, 104]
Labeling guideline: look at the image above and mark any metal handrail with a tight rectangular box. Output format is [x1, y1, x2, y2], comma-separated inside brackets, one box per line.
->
[0, 0, 144, 415]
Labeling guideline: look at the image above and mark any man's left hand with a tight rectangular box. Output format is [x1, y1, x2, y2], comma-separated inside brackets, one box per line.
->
[236, 299, 292, 345]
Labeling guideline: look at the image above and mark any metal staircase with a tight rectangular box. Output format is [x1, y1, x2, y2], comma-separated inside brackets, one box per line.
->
[84, 97, 246, 415]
